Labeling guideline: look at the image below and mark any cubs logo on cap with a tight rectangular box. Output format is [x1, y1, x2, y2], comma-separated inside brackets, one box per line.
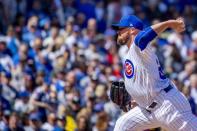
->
[124, 59, 134, 78]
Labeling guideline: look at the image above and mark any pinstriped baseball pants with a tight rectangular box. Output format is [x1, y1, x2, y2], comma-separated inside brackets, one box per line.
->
[114, 88, 197, 131]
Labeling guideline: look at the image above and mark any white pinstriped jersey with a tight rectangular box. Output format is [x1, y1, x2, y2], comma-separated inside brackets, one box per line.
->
[123, 42, 170, 108]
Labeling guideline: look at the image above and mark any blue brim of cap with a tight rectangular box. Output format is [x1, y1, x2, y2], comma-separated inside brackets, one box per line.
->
[111, 23, 129, 30]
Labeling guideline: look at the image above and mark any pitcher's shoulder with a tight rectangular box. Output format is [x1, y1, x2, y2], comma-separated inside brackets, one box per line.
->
[134, 27, 157, 51]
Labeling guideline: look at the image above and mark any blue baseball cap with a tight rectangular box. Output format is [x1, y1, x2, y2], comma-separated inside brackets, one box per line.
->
[112, 15, 143, 30]
[19, 91, 30, 98]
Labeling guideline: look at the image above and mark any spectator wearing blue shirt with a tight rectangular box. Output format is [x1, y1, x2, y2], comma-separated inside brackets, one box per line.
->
[5, 26, 20, 56]
[22, 15, 40, 45]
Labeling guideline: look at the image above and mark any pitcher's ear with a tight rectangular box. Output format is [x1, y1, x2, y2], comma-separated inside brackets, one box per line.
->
[130, 28, 140, 35]
[129, 28, 135, 35]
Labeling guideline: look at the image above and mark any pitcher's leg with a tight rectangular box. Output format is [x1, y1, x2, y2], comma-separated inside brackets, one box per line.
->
[166, 111, 197, 131]
[160, 88, 197, 131]
[114, 106, 159, 131]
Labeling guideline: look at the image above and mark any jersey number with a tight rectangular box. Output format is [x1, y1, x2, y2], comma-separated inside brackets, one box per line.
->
[156, 59, 166, 79]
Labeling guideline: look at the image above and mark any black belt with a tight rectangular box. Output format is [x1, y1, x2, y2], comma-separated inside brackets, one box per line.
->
[146, 84, 173, 113]
[163, 84, 173, 93]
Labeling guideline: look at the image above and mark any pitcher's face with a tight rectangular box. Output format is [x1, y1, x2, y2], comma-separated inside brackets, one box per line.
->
[117, 28, 130, 45]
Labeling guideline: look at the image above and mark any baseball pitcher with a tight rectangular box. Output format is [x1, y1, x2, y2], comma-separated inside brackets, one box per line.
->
[109, 15, 197, 131]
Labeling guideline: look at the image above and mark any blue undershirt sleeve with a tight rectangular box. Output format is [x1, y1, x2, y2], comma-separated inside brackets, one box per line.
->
[134, 27, 157, 51]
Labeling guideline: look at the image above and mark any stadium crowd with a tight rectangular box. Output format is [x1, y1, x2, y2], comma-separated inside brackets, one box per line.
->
[0, 0, 197, 131]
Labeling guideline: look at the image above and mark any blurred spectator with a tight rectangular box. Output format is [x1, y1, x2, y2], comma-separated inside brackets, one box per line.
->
[107, 1, 121, 27]
[191, 31, 197, 53]
[14, 91, 30, 114]
[190, 74, 197, 105]
[167, 32, 191, 60]
[22, 15, 39, 44]
[178, 60, 196, 83]
[30, 81, 54, 122]
[43, 26, 59, 50]
[182, 85, 196, 115]
[76, 0, 96, 23]
[62, 0, 76, 21]
[93, 111, 113, 131]
[41, 112, 56, 130]
[60, 16, 74, 39]
[5, 26, 20, 56]
[76, 115, 90, 131]
[55, 116, 66, 131]
[5, 113, 25, 131]
[27, 112, 42, 131]
[1, 71, 18, 105]
[0, 38, 14, 70]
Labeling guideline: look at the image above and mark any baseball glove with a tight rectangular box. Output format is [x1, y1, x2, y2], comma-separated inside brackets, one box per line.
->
[110, 81, 132, 112]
